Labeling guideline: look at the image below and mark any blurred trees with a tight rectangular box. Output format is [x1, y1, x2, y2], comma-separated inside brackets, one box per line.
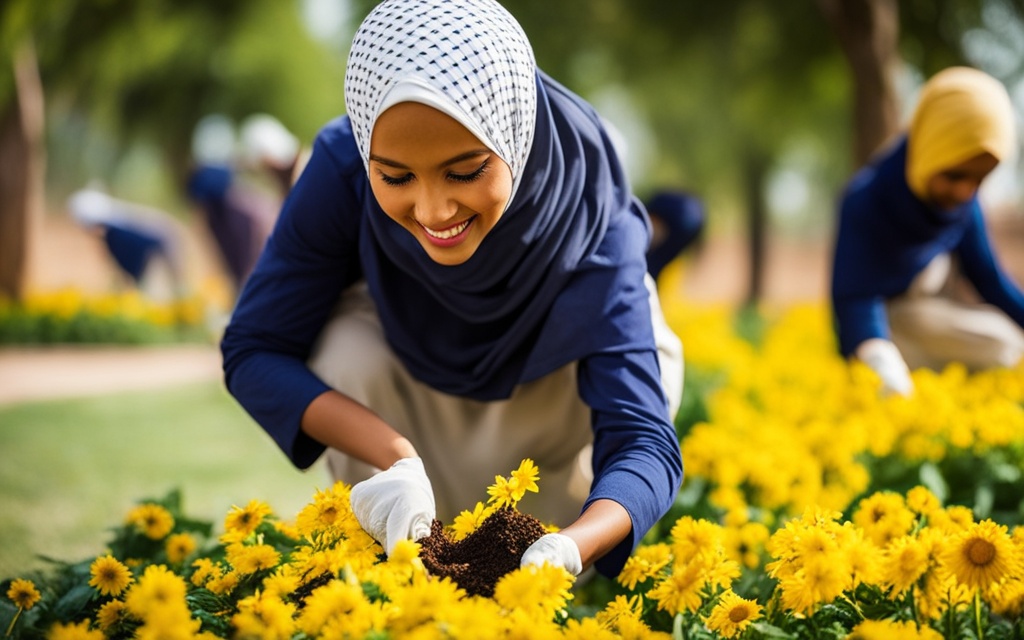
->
[2, 0, 1023, 302]
[0, 0, 345, 300]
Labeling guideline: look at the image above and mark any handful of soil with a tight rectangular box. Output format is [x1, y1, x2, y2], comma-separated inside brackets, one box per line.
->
[419, 507, 548, 598]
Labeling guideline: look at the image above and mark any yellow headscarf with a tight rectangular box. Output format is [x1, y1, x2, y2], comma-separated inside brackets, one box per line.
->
[906, 66, 1017, 199]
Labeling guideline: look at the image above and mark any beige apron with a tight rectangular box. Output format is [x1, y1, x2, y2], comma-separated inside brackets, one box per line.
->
[888, 253, 1024, 371]
[308, 275, 683, 527]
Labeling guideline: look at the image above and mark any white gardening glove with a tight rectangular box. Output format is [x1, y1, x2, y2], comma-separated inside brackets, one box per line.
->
[520, 533, 583, 576]
[856, 338, 914, 397]
[349, 457, 435, 556]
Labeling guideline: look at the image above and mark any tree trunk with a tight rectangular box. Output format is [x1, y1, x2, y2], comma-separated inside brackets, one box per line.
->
[818, 0, 901, 167]
[744, 149, 770, 306]
[0, 39, 46, 302]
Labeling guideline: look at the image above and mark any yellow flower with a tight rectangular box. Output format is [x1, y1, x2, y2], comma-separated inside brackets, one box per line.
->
[166, 532, 197, 564]
[232, 592, 297, 640]
[906, 485, 941, 516]
[126, 503, 174, 540]
[618, 543, 671, 590]
[778, 555, 848, 615]
[124, 565, 187, 619]
[295, 483, 351, 539]
[486, 475, 517, 509]
[46, 619, 105, 640]
[451, 501, 490, 541]
[511, 458, 540, 496]
[647, 558, 710, 615]
[670, 516, 723, 560]
[297, 578, 379, 637]
[848, 619, 943, 639]
[942, 519, 1018, 592]
[594, 593, 643, 628]
[493, 564, 574, 619]
[223, 499, 274, 542]
[206, 570, 239, 596]
[226, 542, 281, 575]
[7, 578, 41, 610]
[882, 535, 929, 596]
[703, 590, 762, 639]
[88, 555, 133, 597]
[388, 538, 423, 567]
[190, 558, 221, 587]
[96, 600, 126, 630]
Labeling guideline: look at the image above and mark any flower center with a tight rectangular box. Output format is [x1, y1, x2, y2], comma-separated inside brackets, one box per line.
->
[729, 605, 750, 623]
[966, 539, 995, 566]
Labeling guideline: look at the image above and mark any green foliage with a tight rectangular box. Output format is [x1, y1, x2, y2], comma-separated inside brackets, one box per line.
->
[0, 306, 207, 345]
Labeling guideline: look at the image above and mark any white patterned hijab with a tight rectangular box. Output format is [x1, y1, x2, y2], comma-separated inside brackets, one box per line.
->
[344, 0, 538, 207]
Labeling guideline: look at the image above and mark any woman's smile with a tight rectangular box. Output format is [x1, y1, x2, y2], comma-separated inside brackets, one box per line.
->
[419, 216, 476, 245]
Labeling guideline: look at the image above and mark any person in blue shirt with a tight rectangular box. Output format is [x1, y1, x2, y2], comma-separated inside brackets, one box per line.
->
[221, 0, 683, 578]
[68, 187, 185, 302]
[831, 67, 1024, 396]
[644, 190, 705, 281]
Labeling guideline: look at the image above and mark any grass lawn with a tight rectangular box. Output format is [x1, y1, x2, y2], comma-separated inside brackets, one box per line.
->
[0, 382, 328, 579]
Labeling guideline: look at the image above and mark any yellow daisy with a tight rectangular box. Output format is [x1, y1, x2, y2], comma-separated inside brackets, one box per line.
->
[6, 578, 41, 610]
[942, 520, 1018, 591]
[511, 458, 540, 496]
[882, 535, 929, 596]
[96, 600, 126, 631]
[165, 532, 197, 564]
[46, 619, 105, 640]
[125, 503, 174, 540]
[223, 499, 273, 541]
[486, 475, 517, 509]
[451, 501, 490, 541]
[703, 589, 762, 639]
[88, 555, 133, 597]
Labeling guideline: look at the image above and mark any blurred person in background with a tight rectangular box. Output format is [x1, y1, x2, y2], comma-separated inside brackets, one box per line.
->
[644, 189, 705, 282]
[186, 116, 280, 293]
[831, 66, 1024, 397]
[68, 185, 186, 302]
[239, 113, 309, 198]
[221, 0, 684, 580]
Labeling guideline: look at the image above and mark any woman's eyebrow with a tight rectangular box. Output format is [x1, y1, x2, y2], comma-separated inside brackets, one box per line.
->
[369, 149, 490, 170]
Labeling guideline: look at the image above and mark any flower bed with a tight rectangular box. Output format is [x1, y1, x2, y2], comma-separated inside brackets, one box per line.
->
[0, 289, 219, 345]
[3, 300, 1024, 638]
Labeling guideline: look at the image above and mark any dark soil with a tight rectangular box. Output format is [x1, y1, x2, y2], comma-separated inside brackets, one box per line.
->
[419, 507, 548, 598]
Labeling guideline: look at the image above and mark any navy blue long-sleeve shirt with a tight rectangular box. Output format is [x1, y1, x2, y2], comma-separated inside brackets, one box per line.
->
[221, 116, 682, 576]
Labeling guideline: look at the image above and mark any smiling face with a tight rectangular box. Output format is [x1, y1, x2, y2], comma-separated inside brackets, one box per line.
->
[923, 151, 999, 211]
[368, 101, 514, 266]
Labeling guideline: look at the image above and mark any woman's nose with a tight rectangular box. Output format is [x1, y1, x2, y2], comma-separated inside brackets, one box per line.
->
[414, 185, 457, 227]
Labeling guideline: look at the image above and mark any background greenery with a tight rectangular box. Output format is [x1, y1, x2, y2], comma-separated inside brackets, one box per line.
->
[0, 383, 328, 579]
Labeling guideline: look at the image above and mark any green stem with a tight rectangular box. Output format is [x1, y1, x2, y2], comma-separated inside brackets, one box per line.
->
[4, 608, 22, 637]
[974, 590, 984, 640]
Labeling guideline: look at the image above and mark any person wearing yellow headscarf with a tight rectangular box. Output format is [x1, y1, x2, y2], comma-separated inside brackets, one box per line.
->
[831, 66, 1024, 396]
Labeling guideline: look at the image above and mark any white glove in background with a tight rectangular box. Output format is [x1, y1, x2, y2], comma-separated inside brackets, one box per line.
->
[520, 532, 583, 576]
[856, 338, 914, 397]
[349, 457, 435, 555]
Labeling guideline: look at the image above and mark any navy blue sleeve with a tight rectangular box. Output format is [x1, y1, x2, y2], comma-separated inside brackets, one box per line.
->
[577, 349, 683, 577]
[221, 124, 365, 469]
[830, 190, 893, 357]
[956, 205, 1024, 327]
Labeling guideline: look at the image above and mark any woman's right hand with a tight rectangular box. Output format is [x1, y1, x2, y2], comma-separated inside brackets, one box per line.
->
[349, 457, 436, 555]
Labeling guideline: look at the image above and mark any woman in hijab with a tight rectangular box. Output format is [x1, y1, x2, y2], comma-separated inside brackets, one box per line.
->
[831, 66, 1024, 396]
[221, 0, 683, 578]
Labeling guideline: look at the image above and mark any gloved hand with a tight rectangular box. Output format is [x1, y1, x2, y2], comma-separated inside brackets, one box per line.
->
[856, 338, 914, 397]
[520, 532, 583, 576]
[349, 457, 435, 556]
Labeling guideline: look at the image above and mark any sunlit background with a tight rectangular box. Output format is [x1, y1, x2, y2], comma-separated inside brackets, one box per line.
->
[3, 0, 1024, 579]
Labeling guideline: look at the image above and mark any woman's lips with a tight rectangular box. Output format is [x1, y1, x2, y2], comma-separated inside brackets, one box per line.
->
[420, 217, 474, 246]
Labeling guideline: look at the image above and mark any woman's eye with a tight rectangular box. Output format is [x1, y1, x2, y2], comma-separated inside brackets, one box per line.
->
[379, 172, 413, 186]
[448, 160, 489, 184]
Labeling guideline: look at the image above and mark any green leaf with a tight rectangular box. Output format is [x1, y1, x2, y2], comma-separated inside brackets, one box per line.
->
[51, 583, 95, 619]
[918, 462, 948, 503]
